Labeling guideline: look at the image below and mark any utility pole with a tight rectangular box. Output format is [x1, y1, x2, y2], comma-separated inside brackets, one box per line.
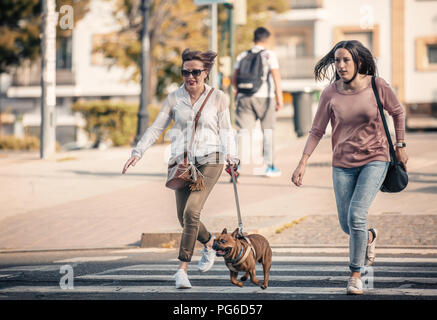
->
[209, 3, 218, 88]
[40, 0, 57, 159]
[227, 2, 235, 124]
[134, 0, 150, 145]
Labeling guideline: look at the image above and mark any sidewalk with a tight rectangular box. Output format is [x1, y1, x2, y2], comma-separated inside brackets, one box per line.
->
[0, 105, 437, 252]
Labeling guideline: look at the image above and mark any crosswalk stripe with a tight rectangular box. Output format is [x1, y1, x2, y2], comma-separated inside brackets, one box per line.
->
[272, 247, 437, 255]
[53, 256, 128, 263]
[76, 274, 437, 284]
[0, 265, 62, 272]
[183, 256, 437, 264]
[96, 264, 437, 274]
[1, 285, 437, 297]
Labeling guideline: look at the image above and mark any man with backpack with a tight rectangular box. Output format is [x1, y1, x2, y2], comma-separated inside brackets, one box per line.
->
[232, 27, 284, 178]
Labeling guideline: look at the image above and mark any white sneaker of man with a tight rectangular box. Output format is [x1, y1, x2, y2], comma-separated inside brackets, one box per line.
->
[174, 269, 192, 289]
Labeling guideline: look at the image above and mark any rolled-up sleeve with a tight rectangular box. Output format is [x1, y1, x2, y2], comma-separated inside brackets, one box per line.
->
[131, 94, 174, 159]
[303, 89, 332, 157]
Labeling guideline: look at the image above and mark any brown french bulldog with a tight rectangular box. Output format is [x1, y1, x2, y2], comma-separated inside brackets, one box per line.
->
[213, 228, 272, 289]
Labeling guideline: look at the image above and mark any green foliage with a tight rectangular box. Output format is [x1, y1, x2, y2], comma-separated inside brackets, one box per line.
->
[96, 0, 289, 99]
[0, 0, 90, 73]
[95, 0, 210, 100]
[0, 135, 40, 150]
[72, 100, 171, 147]
[233, 0, 289, 56]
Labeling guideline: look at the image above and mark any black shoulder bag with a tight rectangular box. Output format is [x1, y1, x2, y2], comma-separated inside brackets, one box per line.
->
[371, 76, 408, 193]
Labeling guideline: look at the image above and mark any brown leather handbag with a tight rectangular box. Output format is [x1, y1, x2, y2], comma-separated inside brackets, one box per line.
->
[165, 88, 215, 191]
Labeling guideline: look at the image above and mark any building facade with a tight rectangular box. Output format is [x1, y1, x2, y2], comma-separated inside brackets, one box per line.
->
[269, 0, 437, 129]
[1, 0, 140, 147]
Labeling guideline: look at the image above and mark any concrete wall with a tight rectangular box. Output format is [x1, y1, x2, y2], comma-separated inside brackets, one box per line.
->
[404, 0, 437, 103]
[319, 0, 392, 82]
[73, 0, 139, 97]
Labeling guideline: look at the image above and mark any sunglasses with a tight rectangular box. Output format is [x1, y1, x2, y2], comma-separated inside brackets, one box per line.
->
[181, 69, 206, 77]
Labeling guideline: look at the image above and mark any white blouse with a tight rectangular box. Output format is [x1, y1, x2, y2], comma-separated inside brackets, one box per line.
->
[131, 83, 237, 165]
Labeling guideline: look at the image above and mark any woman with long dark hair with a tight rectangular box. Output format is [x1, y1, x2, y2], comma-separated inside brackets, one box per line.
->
[291, 40, 408, 294]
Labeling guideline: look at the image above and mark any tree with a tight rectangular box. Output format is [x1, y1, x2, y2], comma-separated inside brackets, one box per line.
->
[95, 0, 209, 101]
[0, 0, 90, 74]
[218, 0, 289, 57]
[97, 0, 289, 100]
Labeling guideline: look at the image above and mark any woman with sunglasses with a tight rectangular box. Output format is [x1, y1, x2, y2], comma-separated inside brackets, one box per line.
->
[291, 40, 408, 295]
[122, 48, 238, 289]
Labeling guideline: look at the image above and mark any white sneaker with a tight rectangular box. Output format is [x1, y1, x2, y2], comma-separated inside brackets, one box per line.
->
[174, 269, 191, 289]
[365, 228, 378, 266]
[197, 246, 216, 273]
[264, 165, 282, 178]
[347, 277, 363, 295]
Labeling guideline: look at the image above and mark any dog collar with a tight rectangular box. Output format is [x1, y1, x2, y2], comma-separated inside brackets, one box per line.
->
[226, 247, 244, 265]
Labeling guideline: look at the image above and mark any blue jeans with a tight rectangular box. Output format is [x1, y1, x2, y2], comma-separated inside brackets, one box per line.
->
[332, 161, 389, 272]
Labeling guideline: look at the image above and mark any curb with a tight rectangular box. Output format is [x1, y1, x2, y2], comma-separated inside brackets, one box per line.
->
[139, 216, 305, 248]
[0, 246, 135, 254]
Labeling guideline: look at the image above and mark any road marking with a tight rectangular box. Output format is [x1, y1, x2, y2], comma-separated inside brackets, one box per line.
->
[53, 256, 128, 263]
[0, 274, 16, 279]
[1, 285, 437, 297]
[110, 248, 175, 254]
[95, 264, 437, 275]
[182, 256, 437, 264]
[76, 274, 437, 284]
[0, 265, 62, 272]
[272, 247, 437, 255]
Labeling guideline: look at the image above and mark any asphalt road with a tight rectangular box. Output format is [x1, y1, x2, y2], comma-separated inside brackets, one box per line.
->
[1, 246, 436, 302]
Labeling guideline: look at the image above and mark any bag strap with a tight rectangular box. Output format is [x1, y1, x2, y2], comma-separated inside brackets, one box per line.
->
[371, 76, 396, 164]
[185, 87, 215, 161]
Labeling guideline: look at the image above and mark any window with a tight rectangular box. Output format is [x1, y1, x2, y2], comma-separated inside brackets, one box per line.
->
[416, 36, 437, 71]
[333, 25, 380, 57]
[56, 36, 72, 70]
[427, 44, 437, 64]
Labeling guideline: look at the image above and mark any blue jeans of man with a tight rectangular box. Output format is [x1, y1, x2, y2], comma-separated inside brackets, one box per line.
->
[332, 161, 389, 272]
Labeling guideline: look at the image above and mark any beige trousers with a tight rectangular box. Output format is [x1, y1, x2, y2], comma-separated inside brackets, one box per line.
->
[175, 156, 223, 262]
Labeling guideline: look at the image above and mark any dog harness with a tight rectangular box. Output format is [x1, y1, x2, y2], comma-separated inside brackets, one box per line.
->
[225, 236, 257, 273]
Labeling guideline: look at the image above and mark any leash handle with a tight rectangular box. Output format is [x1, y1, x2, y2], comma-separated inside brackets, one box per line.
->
[230, 165, 244, 236]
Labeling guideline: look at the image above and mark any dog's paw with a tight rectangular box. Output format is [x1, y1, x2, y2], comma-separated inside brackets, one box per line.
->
[240, 276, 248, 282]
[260, 284, 267, 290]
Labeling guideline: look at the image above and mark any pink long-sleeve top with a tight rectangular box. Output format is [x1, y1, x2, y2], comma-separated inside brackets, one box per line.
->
[303, 76, 405, 168]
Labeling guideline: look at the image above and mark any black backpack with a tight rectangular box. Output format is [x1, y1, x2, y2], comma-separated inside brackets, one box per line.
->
[236, 50, 266, 95]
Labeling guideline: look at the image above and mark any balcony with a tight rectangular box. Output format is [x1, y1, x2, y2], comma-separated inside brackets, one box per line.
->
[290, 0, 324, 9]
[11, 61, 75, 86]
[278, 56, 318, 79]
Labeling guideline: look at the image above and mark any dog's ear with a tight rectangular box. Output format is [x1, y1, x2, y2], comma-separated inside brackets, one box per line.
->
[231, 228, 240, 238]
[221, 228, 227, 235]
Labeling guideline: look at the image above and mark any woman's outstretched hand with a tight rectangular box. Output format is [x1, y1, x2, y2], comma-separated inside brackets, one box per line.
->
[122, 155, 140, 174]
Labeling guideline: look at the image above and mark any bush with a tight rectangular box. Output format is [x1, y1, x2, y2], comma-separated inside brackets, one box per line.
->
[0, 135, 40, 151]
[72, 100, 171, 147]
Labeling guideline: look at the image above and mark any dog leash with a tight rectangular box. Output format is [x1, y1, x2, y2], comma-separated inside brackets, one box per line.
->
[230, 165, 244, 236]
[229, 165, 257, 261]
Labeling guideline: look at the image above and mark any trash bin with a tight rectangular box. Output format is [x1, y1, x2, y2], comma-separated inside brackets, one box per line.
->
[291, 91, 313, 137]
